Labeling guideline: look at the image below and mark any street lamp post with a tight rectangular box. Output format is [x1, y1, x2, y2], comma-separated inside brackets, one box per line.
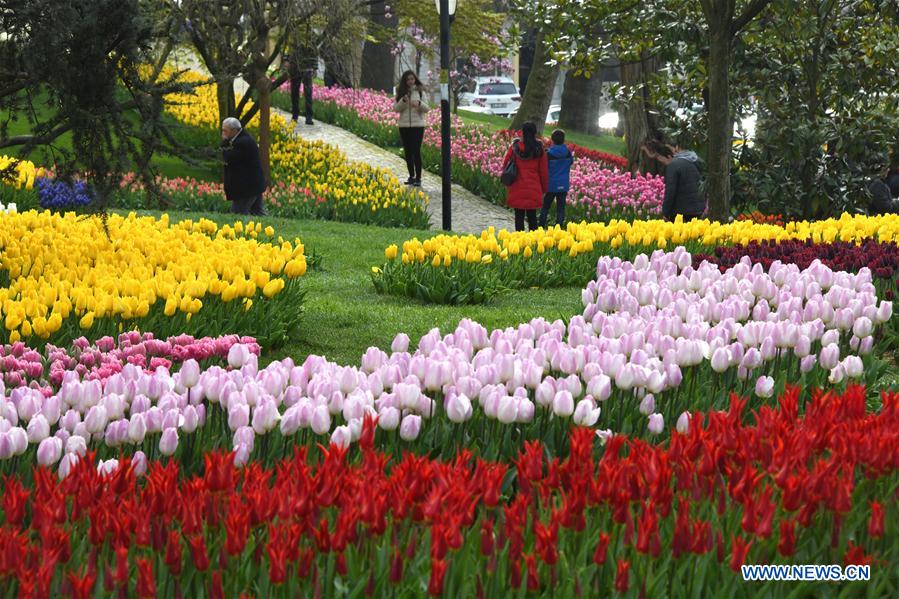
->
[435, 0, 456, 231]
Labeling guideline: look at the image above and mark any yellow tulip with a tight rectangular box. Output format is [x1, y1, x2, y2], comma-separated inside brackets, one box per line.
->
[79, 311, 95, 329]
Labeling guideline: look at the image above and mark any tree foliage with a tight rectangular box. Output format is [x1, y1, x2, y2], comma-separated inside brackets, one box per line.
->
[734, 0, 899, 217]
[0, 0, 194, 209]
[533, 0, 899, 218]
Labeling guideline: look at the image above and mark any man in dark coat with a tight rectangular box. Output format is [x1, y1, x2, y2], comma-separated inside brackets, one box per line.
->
[868, 164, 899, 215]
[641, 139, 706, 221]
[221, 117, 267, 215]
[283, 24, 317, 125]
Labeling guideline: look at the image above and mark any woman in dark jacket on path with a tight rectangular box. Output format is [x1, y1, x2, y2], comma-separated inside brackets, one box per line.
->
[502, 121, 548, 231]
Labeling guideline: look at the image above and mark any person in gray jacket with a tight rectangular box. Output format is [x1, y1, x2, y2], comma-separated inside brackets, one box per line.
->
[642, 139, 706, 221]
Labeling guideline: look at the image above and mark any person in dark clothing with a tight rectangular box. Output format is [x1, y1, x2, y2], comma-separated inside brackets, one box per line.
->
[394, 70, 429, 186]
[284, 30, 317, 125]
[221, 117, 267, 216]
[868, 164, 899, 214]
[540, 129, 574, 228]
[642, 139, 706, 221]
[886, 166, 899, 199]
[502, 121, 548, 231]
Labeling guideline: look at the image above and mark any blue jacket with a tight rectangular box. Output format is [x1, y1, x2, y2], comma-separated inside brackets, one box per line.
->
[546, 143, 573, 192]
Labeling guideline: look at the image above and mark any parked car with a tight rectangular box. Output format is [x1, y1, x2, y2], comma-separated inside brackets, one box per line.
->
[458, 77, 521, 117]
[509, 105, 621, 133]
[508, 105, 562, 124]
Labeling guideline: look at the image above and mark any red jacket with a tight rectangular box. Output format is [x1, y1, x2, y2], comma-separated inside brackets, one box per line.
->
[503, 140, 548, 209]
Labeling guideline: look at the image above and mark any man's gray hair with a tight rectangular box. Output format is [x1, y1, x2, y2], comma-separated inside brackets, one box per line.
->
[222, 117, 242, 131]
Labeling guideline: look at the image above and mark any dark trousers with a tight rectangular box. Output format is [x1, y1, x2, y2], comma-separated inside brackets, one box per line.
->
[232, 194, 265, 216]
[539, 191, 567, 228]
[290, 71, 314, 124]
[399, 127, 424, 180]
[514, 209, 537, 232]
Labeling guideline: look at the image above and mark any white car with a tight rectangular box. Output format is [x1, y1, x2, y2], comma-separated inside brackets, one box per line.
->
[458, 77, 521, 117]
[508, 105, 621, 132]
[508, 104, 561, 124]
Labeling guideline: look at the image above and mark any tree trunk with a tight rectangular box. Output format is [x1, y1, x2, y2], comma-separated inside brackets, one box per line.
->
[510, 29, 560, 135]
[360, 4, 397, 92]
[706, 25, 733, 220]
[257, 75, 271, 184]
[216, 79, 236, 124]
[620, 56, 662, 174]
[558, 70, 603, 135]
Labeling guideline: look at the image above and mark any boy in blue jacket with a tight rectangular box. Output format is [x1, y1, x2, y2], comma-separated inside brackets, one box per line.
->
[540, 129, 574, 228]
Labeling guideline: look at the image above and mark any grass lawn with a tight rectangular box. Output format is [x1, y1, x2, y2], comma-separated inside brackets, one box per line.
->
[128, 209, 583, 367]
[457, 110, 626, 156]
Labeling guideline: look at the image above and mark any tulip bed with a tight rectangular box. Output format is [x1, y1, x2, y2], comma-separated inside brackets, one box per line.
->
[373, 214, 899, 304]
[1, 229, 898, 595]
[273, 85, 663, 222]
[0, 385, 896, 597]
[0, 211, 307, 348]
[0, 74, 430, 229]
[2, 246, 894, 479]
[0, 155, 40, 191]
[164, 72, 430, 229]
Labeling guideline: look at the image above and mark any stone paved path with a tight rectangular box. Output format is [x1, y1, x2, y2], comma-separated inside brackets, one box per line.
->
[175, 48, 512, 235]
[282, 114, 514, 235]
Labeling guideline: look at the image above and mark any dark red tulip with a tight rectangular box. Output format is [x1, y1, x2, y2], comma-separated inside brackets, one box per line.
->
[164, 530, 182, 576]
[869, 501, 885, 538]
[593, 532, 610, 566]
[777, 519, 796, 557]
[614, 559, 630, 593]
[135, 559, 155, 599]
[729, 535, 753, 572]
[428, 558, 448, 597]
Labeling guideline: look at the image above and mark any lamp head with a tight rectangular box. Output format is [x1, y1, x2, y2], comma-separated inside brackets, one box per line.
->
[434, 0, 457, 17]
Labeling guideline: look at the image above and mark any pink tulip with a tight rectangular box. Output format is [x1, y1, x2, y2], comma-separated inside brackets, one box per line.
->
[159, 427, 178, 456]
[37, 436, 63, 466]
[399, 414, 422, 441]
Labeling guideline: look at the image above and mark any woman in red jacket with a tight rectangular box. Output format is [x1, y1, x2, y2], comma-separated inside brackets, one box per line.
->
[502, 121, 548, 231]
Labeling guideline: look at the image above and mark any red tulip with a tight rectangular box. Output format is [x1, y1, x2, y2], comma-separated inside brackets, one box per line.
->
[868, 501, 884, 539]
[365, 570, 376, 596]
[267, 538, 288, 584]
[389, 549, 403, 584]
[534, 518, 559, 565]
[508, 558, 522, 589]
[614, 559, 630, 593]
[1, 476, 29, 526]
[113, 545, 129, 586]
[525, 554, 539, 591]
[335, 552, 348, 577]
[225, 497, 250, 556]
[298, 548, 314, 579]
[67, 567, 96, 599]
[209, 571, 224, 599]
[164, 530, 182, 576]
[777, 518, 796, 557]
[636, 503, 661, 557]
[480, 518, 494, 556]
[593, 532, 610, 566]
[844, 541, 873, 566]
[135, 558, 156, 598]
[729, 535, 753, 572]
[188, 534, 210, 572]
[428, 558, 448, 597]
